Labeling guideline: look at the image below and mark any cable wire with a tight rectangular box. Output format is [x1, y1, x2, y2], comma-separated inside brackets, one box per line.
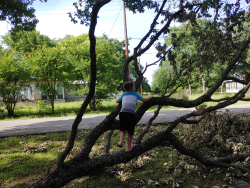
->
[108, 6, 122, 38]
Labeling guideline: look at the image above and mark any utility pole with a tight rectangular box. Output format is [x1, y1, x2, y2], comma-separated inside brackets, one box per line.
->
[123, 1, 130, 80]
[139, 56, 143, 96]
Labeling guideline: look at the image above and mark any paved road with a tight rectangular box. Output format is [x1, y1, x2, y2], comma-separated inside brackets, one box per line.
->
[0, 104, 250, 137]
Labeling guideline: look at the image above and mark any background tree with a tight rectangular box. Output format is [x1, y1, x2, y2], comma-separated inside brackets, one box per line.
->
[27, 46, 72, 113]
[0, 0, 47, 34]
[160, 19, 226, 94]
[0, 50, 30, 116]
[151, 60, 177, 94]
[59, 34, 126, 111]
[227, 12, 250, 85]
[32, 1, 250, 187]
[2, 30, 56, 54]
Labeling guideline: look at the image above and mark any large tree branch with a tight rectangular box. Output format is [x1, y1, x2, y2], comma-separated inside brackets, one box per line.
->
[56, 0, 112, 168]
[135, 105, 163, 144]
[167, 133, 248, 173]
[180, 112, 208, 124]
[31, 84, 250, 187]
[122, 3, 203, 82]
[135, 81, 182, 143]
[142, 57, 162, 75]
[224, 76, 248, 85]
[32, 1, 250, 187]
[103, 130, 114, 155]
[133, 82, 250, 142]
[124, 0, 168, 84]
[76, 104, 121, 159]
[134, 0, 168, 54]
[135, 36, 250, 122]
[32, 1, 112, 187]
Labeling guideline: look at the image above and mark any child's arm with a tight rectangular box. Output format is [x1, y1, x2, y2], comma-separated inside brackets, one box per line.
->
[141, 96, 154, 102]
[116, 99, 121, 103]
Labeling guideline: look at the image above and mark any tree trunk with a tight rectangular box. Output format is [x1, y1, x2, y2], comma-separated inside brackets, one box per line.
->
[7, 108, 14, 117]
[189, 83, 192, 95]
[220, 82, 224, 97]
[32, 84, 250, 187]
[50, 97, 55, 113]
[245, 73, 250, 97]
[6, 100, 14, 116]
[201, 73, 206, 93]
[89, 97, 96, 111]
[188, 78, 192, 95]
[31, 1, 250, 187]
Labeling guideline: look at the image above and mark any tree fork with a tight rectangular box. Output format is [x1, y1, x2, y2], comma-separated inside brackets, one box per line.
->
[32, 1, 112, 187]
[31, 1, 250, 187]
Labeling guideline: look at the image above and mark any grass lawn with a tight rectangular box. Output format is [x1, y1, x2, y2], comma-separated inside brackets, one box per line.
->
[1, 121, 249, 188]
[1, 92, 250, 121]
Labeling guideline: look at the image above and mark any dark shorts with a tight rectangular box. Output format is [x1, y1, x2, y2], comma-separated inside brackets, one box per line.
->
[119, 112, 136, 135]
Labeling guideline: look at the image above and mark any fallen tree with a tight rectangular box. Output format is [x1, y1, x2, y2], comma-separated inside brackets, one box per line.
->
[32, 0, 250, 187]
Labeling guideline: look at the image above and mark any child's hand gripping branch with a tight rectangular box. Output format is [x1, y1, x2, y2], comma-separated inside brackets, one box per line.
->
[116, 81, 154, 152]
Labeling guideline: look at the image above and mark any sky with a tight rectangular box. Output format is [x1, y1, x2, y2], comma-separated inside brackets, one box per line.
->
[0, 0, 248, 85]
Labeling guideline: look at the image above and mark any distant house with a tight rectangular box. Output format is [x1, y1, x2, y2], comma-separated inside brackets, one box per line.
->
[223, 80, 245, 93]
[20, 81, 86, 102]
[21, 81, 65, 101]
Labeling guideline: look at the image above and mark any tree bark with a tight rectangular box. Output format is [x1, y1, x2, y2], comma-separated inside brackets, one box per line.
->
[50, 99, 54, 113]
[31, 1, 250, 187]
[201, 72, 206, 93]
[188, 78, 192, 96]
[32, 82, 250, 187]
[220, 82, 224, 97]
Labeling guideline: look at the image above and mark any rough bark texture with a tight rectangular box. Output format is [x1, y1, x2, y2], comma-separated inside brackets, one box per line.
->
[31, 1, 250, 187]
[201, 70, 206, 93]
[31, 0, 111, 187]
[220, 82, 223, 97]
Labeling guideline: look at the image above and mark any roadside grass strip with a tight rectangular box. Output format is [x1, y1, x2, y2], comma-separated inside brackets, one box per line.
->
[1, 92, 250, 121]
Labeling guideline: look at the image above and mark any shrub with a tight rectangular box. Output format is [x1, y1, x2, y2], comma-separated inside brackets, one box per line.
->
[37, 100, 50, 112]
[181, 92, 189, 101]
[0, 102, 5, 117]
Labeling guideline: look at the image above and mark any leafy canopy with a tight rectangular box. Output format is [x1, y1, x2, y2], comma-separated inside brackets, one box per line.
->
[2, 30, 56, 53]
[0, 0, 47, 34]
[0, 50, 30, 116]
[59, 33, 126, 110]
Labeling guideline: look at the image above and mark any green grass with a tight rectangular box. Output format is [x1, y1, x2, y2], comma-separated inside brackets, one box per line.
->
[1, 124, 247, 187]
[0, 100, 118, 121]
[1, 92, 250, 121]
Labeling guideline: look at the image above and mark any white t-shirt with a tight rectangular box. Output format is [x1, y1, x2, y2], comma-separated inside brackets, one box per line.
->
[118, 92, 142, 114]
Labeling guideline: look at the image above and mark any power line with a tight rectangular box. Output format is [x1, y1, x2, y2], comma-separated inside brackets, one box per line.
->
[108, 6, 122, 37]
[36, 9, 123, 16]
[35, 11, 159, 17]
[35, 8, 76, 11]
[32, 3, 122, 7]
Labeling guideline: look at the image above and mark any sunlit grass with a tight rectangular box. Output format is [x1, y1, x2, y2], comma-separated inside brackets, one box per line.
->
[1, 92, 250, 121]
[0, 131, 84, 187]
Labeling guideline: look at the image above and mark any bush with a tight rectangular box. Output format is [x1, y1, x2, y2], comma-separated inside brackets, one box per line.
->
[36, 100, 50, 112]
[181, 92, 189, 101]
[0, 102, 5, 117]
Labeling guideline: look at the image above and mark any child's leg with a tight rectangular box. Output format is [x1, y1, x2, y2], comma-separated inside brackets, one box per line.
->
[126, 113, 136, 151]
[127, 133, 133, 151]
[118, 131, 126, 146]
